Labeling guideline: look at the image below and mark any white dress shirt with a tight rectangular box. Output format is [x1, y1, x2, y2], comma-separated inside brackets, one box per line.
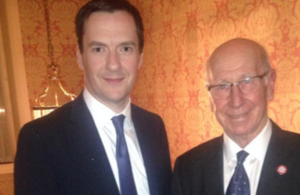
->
[223, 119, 272, 195]
[83, 89, 150, 195]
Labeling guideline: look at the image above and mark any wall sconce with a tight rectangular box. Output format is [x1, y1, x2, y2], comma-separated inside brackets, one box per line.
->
[32, 0, 76, 119]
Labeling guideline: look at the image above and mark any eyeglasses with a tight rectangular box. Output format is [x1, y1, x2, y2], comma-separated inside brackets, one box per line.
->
[206, 71, 270, 99]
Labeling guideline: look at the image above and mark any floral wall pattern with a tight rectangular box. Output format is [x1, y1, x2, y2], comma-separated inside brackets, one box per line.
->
[18, 0, 300, 165]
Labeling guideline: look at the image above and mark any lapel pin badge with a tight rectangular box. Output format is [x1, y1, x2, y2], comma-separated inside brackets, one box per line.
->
[277, 165, 288, 175]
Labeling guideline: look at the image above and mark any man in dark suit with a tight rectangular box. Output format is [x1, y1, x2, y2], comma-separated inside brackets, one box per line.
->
[171, 38, 300, 195]
[14, 0, 172, 195]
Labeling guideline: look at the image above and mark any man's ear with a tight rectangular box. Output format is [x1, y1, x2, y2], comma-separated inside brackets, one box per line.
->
[77, 46, 84, 70]
[267, 69, 276, 100]
[138, 53, 143, 69]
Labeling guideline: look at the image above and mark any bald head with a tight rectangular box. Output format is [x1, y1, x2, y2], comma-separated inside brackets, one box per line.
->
[206, 38, 271, 82]
[205, 38, 276, 148]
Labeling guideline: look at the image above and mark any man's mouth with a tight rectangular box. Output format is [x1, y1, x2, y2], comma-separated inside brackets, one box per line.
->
[228, 112, 249, 120]
[104, 78, 124, 84]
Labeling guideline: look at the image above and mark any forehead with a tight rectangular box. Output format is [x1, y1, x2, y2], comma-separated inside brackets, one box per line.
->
[83, 11, 138, 41]
[208, 43, 264, 81]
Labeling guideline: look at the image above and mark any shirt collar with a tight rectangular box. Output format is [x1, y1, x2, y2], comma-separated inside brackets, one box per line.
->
[83, 88, 133, 129]
[223, 119, 272, 164]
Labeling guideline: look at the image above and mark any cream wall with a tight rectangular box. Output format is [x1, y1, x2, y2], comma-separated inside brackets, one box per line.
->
[0, 0, 31, 164]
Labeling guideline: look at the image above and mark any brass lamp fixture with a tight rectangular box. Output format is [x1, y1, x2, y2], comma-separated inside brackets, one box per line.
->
[32, 0, 76, 119]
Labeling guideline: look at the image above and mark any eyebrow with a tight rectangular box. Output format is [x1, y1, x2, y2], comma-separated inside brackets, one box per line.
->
[118, 41, 136, 47]
[88, 41, 136, 48]
[88, 41, 106, 48]
[214, 73, 255, 84]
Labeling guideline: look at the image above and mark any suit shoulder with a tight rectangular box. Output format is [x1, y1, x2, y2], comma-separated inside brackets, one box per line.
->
[177, 136, 223, 163]
[272, 121, 300, 144]
[277, 129, 300, 145]
[19, 101, 74, 137]
[280, 129, 300, 137]
[131, 104, 163, 121]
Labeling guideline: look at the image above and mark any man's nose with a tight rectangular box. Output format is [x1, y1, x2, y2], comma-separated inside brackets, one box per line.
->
[106, 51, 121, 71]
[229, 84, 244, 108]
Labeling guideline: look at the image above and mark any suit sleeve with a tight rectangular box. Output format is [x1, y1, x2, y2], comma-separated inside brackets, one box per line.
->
[159, 116, 173, 195]
[150, 115, 172, 195]
[14, 124, 61, 195]
[171, 158, 184, 195]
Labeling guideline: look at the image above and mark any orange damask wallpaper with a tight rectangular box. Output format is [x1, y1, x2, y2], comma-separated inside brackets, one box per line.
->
[18, 0, 300, 164]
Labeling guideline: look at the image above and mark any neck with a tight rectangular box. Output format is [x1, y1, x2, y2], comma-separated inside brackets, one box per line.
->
[103, 99, 129, 113]
[229, 118, 269, 148]
[233, 136, 253, 148]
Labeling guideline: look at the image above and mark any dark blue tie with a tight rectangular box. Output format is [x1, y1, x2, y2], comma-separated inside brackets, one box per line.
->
[112, 115, 138, 195]
[226, 150, 250, 195]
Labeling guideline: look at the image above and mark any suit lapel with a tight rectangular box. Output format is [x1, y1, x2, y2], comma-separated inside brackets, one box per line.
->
[256, 121, 294, 195]
[69, 93, 120, 194]
[131, 105, 159, 195]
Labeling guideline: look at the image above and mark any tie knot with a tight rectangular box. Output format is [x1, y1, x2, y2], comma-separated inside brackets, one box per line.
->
[112, 114, 125, 134]
[237, 150, 249, 164]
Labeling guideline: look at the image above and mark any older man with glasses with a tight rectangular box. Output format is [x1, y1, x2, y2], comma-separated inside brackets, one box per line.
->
[171, 38, 300, 195]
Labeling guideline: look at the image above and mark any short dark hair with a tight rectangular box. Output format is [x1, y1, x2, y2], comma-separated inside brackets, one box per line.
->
[75, 0, 144, 53]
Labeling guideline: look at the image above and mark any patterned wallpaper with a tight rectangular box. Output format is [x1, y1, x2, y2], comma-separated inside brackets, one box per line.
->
[0, 174, 13, 195]
[19, 0, 300, 164]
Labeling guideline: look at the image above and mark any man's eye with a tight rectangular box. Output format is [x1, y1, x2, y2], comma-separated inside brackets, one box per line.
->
[243, 78, 252, 84]
[216, 84, 228, 90]
[121, 46, 132, 52]
[92, 47, 104, 52]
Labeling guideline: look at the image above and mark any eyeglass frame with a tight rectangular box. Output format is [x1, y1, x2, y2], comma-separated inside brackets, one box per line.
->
[206, 71, 272, 99]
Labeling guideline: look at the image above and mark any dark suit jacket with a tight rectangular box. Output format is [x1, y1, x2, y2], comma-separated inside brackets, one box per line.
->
[14, 93, 172, 195]
[171, 121, 300, 195]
